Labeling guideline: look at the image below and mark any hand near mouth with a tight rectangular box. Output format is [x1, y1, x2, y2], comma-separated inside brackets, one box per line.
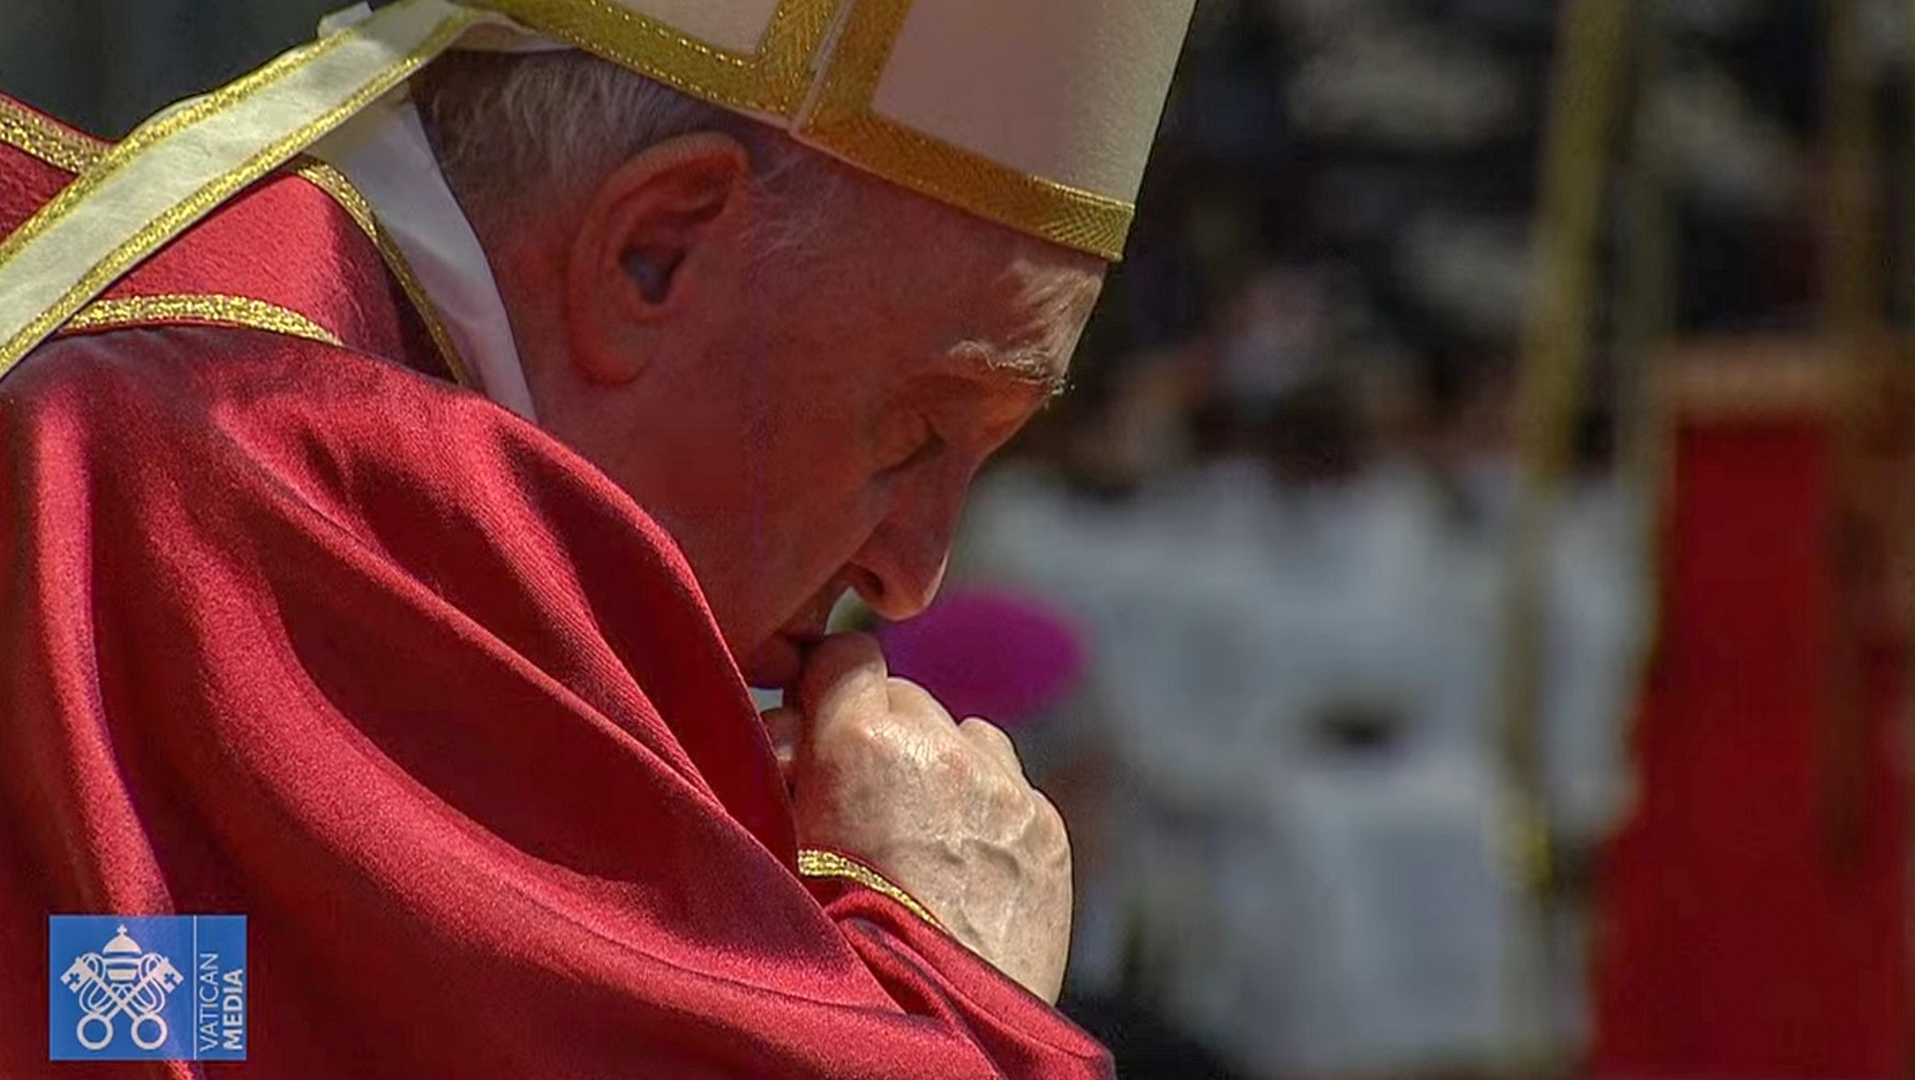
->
[768, 632, 1074, 1003]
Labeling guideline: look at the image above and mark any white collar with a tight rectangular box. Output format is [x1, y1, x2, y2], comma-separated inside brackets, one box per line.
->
[309, 90, 539, 422]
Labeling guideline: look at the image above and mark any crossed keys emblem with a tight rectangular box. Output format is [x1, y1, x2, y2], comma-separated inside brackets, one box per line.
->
[59, 925, 184, 1051]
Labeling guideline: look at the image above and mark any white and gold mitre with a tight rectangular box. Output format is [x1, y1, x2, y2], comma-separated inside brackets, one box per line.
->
[0, 0, 1196, 374]
[465, 0, 1197, 261]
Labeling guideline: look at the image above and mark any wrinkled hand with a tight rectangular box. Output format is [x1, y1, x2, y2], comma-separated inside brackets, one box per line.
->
[764, 633, 1073, 1002]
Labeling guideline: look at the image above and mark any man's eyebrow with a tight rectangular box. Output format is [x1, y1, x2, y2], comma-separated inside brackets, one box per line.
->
[952, 341, 1070, 398]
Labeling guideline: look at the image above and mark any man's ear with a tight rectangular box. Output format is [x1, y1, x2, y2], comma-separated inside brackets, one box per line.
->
[564, 132, 753, 384]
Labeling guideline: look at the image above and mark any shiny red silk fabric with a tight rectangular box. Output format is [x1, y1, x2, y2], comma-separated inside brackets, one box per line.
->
[0, 96, 1109, 1078]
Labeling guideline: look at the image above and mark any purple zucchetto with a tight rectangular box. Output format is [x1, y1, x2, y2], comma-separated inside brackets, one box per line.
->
[876, 586, 1088, 730]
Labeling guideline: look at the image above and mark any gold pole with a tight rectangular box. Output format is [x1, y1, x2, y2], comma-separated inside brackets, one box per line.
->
[1902, 0, 1915, 1066]
[1501, 0, 1633, 1069]
[1826, 0, 1882, 343]
[1817, 0, 1887, 875]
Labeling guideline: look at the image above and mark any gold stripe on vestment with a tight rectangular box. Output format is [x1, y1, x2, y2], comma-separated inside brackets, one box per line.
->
[60, 293, 345, 347]
[0, 0, 483, 380]
[0, 98, 104, 175]
[797, 848, 948, 932]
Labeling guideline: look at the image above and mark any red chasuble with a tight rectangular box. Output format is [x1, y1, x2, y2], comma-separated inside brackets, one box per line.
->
[0, 95, 1111, 1079]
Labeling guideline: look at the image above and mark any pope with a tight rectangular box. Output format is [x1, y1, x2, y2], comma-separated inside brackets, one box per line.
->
[0, 0, 1195, 1075]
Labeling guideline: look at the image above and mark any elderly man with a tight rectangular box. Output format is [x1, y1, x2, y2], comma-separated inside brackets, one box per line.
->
[0, 0, 1194, 1075]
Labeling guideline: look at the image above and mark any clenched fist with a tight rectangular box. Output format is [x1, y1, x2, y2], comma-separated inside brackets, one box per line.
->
[768, 633, 1073, 1002]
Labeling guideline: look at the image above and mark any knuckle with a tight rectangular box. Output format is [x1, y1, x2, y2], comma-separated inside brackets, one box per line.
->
[815, 714, 869, 754]
[886, 675, 939, 712]
[960, 716, 1025, 765]
[816, 712, 902, 771]
[1031, 791, 1070, 848]
[986, 774, 1024, 811]
[1030, 792, 1062, 833]
[1033, 788, 1065, 829]
[968, 721, 1013, 754]
[960, 715, 1008, 743]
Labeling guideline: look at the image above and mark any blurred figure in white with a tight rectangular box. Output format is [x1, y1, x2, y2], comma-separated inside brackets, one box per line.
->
[956, 272, 1645, 1078]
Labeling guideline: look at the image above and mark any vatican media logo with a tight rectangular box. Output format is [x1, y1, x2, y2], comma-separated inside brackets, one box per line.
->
[60, 924, 183, 1051]
[49, 915, 246, 1061]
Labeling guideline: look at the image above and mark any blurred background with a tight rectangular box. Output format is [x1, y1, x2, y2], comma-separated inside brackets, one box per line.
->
[9, 0, 1915, 1076]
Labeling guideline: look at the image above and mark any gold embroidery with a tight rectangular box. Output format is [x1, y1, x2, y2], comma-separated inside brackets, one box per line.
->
[0, 126, 468, 377]
[797, 849, 947, 931]
[60, 294, 344, 347]
[0, 50, 470, 380]
[797, 0, 1133, 261]
[0, 25, 360, 281]
[0, 2, 481, 378]
[291, 159, 476, 388]
[470, 0, 839, 116]
[0, 98, 104, 174]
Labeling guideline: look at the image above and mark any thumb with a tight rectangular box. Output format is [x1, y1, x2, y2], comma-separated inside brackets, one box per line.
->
[794, 632, 890, 730]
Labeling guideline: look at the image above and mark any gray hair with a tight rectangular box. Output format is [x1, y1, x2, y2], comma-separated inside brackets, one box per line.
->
[411, 49, 855, 262]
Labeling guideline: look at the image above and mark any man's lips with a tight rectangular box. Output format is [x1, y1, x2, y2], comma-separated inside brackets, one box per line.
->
[752, 584, 849, 689]
[750, 628, 827, 692]
[776, 628, 826, 667]
[780, 627, 828, 649]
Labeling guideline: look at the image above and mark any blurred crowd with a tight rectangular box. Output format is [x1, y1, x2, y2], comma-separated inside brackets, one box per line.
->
[888, 0, 1857, 1075]
[935, 272, 1644, 1077]
[0, 0, 1879, 1075]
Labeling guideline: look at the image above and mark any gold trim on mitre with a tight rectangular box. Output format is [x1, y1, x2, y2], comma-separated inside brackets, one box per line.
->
[464, 0, 840, 115]
[463, 0, 1142, 260]
[795, 0, 1135, 261]
[0, 0, 1183, 384]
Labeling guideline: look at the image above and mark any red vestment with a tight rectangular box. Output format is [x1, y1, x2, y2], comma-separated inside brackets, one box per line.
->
[0, 96, 1110, 1079]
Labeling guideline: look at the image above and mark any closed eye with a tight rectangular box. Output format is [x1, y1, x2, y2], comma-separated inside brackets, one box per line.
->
[873, 406, 945, 474]
[888, 427, 945, 473]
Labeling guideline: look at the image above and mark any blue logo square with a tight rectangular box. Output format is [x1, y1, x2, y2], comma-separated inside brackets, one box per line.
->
[49, 915, 247, 1061]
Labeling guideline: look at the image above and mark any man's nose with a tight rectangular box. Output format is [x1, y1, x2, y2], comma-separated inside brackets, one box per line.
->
[847, 502, 959, 622]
